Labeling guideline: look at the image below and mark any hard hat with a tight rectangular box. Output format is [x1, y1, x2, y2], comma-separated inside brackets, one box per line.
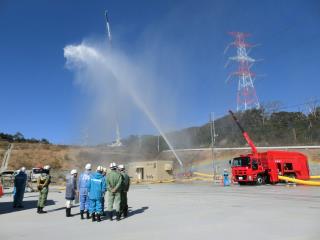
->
[97, 166, 103, 172]
[118, 164, 125, 170]
[70, 169, 77, 175]
[85, 163, 92, 170]
[44, 165, 51, 170]
[20, 167, 26, 172]
[224, 169, 227, 171]
[109, 162, 117, 169]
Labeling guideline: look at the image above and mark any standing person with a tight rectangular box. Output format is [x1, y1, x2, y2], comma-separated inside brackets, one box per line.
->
[87, 166, 106, 222]
[78, 163, 92, 220]
[223, 169, 230, 186]
[101, 167, 107, 216]
[65, 169, 78, 217]
[118, 164, 130, 218]
[37, 165, 51, 214]
[13, 167, 27, 208]
[106, 162, 123, 221]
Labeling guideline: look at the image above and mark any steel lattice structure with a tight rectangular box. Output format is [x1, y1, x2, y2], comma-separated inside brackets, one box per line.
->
[225, 32, 260, 111]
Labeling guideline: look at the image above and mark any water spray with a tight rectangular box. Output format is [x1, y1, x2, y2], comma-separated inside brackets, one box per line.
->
[100, 11, 183, 166]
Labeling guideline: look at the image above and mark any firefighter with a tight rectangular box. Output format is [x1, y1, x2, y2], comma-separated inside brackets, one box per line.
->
[78, 163, 92, 219]
[223, 169, 230, 186]
[106, 162, 123, 221]
[87, 166, 106, 222]
[65, 169, 78, 217]
[37, 165, 51, 214]
[118, 164, 130, 218]
[13, 167, 27, 208]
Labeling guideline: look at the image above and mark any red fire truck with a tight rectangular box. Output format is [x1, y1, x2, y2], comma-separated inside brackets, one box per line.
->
[229, 110, 310, 185]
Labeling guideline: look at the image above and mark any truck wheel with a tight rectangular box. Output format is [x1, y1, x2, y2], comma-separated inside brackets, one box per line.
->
[256, 175, 264, 185]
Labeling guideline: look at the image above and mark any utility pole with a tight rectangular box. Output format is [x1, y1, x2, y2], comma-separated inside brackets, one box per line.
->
[157, 135, 160, 152]
[210, 112, 217, 176]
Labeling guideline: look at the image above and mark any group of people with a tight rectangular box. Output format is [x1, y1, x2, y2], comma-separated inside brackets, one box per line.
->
[11, 162, 130, 222]
[65, 162, 130, 222]
[11, 165, 51, 212]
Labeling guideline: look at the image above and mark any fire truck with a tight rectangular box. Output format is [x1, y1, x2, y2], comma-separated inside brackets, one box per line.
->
[229, 110, 310, 185]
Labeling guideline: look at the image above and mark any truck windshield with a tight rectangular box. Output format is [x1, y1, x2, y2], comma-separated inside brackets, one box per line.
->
[232, 157, 250, 167]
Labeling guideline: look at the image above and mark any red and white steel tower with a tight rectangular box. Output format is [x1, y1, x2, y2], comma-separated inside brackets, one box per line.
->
[225, 32, 260, 111]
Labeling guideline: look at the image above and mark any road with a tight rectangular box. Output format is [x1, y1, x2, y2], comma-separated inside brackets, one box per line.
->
[0, 183, 319, 240]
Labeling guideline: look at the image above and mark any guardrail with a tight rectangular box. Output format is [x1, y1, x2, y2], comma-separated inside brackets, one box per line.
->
[163, 146, 320, 153]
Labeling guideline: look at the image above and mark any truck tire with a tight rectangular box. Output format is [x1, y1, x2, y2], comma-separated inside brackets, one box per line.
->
[256, 175, 265, 185]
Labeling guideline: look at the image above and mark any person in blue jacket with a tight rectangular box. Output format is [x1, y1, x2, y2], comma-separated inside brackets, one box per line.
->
[13, 167, 27, 208]
[87, 166, 106, 222]
[78, 163, 92, 219]
[223, 169, 230, 186]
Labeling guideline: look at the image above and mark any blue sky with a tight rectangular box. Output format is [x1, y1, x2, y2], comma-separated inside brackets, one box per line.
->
[0, 0, 319, 144]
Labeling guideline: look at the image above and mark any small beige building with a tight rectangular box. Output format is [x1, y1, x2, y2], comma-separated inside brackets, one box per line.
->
[127, 160, 173, 181]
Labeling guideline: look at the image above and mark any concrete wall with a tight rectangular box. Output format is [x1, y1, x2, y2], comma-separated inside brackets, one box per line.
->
[127, 160, 173, 181]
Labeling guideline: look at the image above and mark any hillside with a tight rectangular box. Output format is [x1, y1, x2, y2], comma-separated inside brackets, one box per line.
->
[124, 108, 320, 152]
[0, 141, 153, 172]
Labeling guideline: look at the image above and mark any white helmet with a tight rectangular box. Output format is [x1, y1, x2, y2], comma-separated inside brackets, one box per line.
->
[70, 169, 77, 175]
[44, 165, 51, 170]
[118, 164, 125, 171]
[97, 166, 103, 172]
[109, 162, 117, 169]
[85, 163, 92, 170]
[20, 167, 26, 172]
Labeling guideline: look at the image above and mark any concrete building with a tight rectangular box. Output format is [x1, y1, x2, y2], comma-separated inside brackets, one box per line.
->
[127, 160, 173, 181]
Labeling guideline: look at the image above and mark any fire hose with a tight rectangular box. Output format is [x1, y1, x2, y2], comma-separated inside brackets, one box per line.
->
[278, 175, 320, 186]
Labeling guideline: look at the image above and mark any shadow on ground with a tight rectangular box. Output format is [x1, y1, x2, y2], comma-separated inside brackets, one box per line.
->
[0, 200, 55, 215]
[128, 206, 149, 217]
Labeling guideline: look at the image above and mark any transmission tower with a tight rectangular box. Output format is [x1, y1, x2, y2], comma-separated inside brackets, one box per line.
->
[225, 32, 260, 111]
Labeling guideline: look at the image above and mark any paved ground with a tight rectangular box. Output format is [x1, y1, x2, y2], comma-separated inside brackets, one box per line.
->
[0, 183, 319, 240]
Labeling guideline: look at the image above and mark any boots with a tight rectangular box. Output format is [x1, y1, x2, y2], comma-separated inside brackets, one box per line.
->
[80, 210, 84, 219]
[92, 213, 96, 222]
[66, 208, 71, 217]
[86, 211, 90, 219]
[96, 214, 101, 222]
[116, 211, 121, 221]
[123, 207, 128, 218]
[108, 211, 113, 221]
[38, 207, 47, 214]
[37, 207, 40, 213]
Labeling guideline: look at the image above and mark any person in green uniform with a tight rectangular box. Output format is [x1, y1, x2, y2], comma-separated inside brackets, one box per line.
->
[37, 165, 51, 214]
[118, 164, 130, 218]
[106, 162, 122, 221]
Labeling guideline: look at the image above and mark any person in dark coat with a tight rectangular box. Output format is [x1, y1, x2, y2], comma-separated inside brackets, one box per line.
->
[13, 167, 27, 208]
[118, 164, 130, 218]
[65, 169, 78, 217]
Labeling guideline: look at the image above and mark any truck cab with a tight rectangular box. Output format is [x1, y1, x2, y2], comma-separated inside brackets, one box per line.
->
[231, 155, 266, 185]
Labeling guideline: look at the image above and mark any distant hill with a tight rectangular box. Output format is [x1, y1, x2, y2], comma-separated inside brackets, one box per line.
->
[2, 108, 320, 173]
[123, 108, 320, 153]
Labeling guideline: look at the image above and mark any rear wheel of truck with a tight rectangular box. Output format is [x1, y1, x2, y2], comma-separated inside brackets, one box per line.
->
[256, 175, 265, 185]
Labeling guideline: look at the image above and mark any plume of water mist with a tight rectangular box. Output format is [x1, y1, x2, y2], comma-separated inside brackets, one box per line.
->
[64, 43, 183, 167]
